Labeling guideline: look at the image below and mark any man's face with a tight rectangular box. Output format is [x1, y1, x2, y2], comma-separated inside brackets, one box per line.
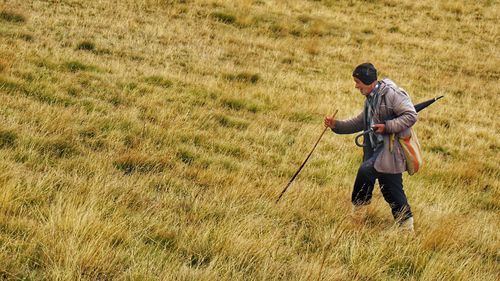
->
[354, 77, 374, 96]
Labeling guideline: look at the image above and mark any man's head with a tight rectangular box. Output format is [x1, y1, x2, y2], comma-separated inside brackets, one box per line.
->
[352, 63, 378, 96]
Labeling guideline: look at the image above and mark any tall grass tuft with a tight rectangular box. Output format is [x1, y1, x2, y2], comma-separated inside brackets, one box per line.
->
[63, 60, 96, 72]
[0, 10, 26, 24]
[0, 130, 17, 148]
[43, 139, 79, 158]
[76, 41, 95, 51]
[114, 153, 171, 174]
[143, 75, 173, 88]
[176, 149, 196, 165]
[211, 11, 236, 24]
[215, 114, 249, 129]
[223, 72, 260, 84]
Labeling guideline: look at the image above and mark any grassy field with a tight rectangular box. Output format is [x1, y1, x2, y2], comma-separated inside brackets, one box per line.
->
[0, 0, 498, 280]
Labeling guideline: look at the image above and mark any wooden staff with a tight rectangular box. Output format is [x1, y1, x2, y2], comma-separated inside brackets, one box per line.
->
[276, 110, 338, 203]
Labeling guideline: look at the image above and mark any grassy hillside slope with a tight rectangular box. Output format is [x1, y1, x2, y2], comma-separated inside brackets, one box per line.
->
[0, 0, 498, 280]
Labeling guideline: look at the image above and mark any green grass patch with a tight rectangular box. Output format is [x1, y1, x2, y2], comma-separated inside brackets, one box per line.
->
[223, 72, 260, 84]
[42, 139, 79, 158]
[63, 60, 97, 72]
[179, 133, 207, 147]
[214, 114, 249, 129]
[33, 58, 58, 70]
[0, 10, 26, 24]
[37, 91, 74, 106]
[17, 32, 33, 41]
[220, 98, 262, 113]
[246, 104, 261, 113]
[0, 76, 19, 91]
[213, 142, 245, 158]
[143, 75, 173, 88]
[297, 14, 313, 24]
[188, 253, 212, 268]
[0, 76, 74, 106]
[211, 12, 236, 24]
[108, 94, 126, 107]
[0, 130, 17, 149]
[93, 48, 113, 56]
[221, 98, 246, 111]
[114, 153, 171, 174]
[76, 40, 95, 51]
[269, 23, 288, 36]
[476, 196, 499, 212]
[475, 188, 499, 212]
[387, 258, 420, 277]
[362, 28, 374, 35]
[388, 26, 400, 33]
[176, 149, 196, 165]
[289, 29, 302, 37]
[219, 159, 239, 172]
[428, 145, 452, 156]
[288, 111, 315, 123]
[143, 228, 176, 249]
[66, 86, 81, 97]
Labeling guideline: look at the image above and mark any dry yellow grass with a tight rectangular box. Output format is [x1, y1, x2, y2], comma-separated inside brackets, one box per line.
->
[0, 0, 498, 280]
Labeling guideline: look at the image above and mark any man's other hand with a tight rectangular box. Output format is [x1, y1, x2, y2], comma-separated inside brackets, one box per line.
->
[372, 124, 385, 134]
[324, 116, 336, 129]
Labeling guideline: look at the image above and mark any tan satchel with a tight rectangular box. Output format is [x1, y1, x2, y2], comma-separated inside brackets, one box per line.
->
[398, 128, 423, 175]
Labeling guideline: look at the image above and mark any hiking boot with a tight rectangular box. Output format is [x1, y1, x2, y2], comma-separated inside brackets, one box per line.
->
[399, 217, 414, 232]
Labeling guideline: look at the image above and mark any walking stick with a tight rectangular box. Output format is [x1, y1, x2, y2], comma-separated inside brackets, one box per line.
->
[276, 110, 338, 203]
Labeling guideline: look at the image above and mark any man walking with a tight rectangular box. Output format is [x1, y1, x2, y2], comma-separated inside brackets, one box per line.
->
[324, 63, 415, 231]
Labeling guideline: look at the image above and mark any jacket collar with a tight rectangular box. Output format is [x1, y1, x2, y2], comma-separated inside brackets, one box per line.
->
[377, 78, 397, 97]
[367, 82, 381, 101]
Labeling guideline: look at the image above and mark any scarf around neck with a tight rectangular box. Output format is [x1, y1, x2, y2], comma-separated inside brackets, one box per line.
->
[365, 83, 384, 150]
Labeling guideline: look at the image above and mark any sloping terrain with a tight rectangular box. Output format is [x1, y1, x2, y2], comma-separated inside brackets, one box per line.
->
[0, 0, 498, 279]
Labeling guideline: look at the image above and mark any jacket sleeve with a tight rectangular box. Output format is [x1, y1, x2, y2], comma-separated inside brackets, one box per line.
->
[384, 91, 417, 133]
[332, 111, 364, 134]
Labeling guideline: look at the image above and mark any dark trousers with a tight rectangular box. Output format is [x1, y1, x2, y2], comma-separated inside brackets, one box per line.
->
[352, 148, 413, 221]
